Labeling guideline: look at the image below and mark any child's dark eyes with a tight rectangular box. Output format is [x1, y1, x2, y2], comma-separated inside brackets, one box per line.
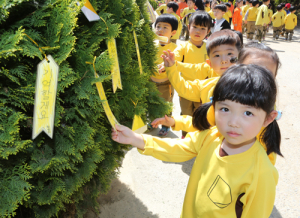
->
[228, 52, 233, 55]
[220, 107, 229, 112]
[244, 111, 253, 116]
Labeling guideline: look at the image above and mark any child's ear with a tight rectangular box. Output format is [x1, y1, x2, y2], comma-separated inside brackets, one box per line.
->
[263, 111, 278, 127]
[171, 30, 177, 36]
[206, 59, 211, 66]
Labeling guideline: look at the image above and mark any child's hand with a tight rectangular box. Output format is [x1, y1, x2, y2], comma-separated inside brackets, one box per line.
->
[158, 65, 165, 73]
[112, 124, 135, 144]
[112, 124, 145, 149]
[151, 115, 175, 128]
[161, 50, 175, 68]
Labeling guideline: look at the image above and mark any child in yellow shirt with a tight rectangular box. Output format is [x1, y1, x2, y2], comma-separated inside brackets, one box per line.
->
[272, 5, 284, 40]
[166, 2, 182, 43]
[205, 1, 211, 12]
[112, 64, 281, 218]
[284, 6, 297, 40]
[244, 0, 259, 39]
[151, 14, 178, 136]
[172, 11, 212, 137]
[156, 0, 173, 15]
[223, 3, 232, 22]
[241, 0, 251, 34]
[180, 0, 196, 40]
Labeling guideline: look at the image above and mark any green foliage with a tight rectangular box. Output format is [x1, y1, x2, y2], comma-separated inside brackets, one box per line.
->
[149, 0, 158, 10]
[0, 0, 171, 217]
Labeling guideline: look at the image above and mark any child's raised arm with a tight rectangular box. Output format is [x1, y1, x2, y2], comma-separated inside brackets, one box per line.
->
[112, 124, 145, 150]
[161, 50, 218, 103]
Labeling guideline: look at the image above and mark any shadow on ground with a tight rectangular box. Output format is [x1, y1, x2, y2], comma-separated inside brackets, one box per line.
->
[84, 179, 159, 218]
[270, 206, 283, 218]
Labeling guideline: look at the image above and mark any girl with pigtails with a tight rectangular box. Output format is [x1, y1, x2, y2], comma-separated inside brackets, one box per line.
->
[112, 64, 282, 218]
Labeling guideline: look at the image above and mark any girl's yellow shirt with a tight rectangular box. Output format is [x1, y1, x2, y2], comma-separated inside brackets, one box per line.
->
[138, 127, 278, 218]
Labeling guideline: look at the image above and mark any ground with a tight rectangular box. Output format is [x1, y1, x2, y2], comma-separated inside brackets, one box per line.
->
[84, 29, 300, 218]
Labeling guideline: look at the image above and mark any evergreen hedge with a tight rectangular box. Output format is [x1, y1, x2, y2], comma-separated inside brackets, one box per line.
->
[0, 0, 171, 217]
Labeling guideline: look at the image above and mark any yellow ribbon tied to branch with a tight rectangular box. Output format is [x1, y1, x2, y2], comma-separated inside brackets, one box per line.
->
[133, 30, 143, 74]
[24, 33, 59, 140]
[32, 55, 59, 139]
[87, 57, 119, 130]
[107, 38, 122, 93]
[131, 100, 147, 134]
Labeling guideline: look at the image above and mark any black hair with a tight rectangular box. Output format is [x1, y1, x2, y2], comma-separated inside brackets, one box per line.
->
[214, 4, 227, 12]
[268, 3, 272, 9]
[243, 0, 246, 5]
[230, 29, 244, 46]
[206, 29, 242, 56]
[252, 0, 259, 6]
[205, 1, 210, 5]
[188, 11, 213, 30]
[259, 1, 263, 6]
[167, 2, 179, 13]
[187, 0, 196, 2]
[225, 2, 231, 7]
[276, 4, 282, 11]
[249, 0, 253, 4]
[193, 64, 282, 156]
[289, 6, 296, 12]
[228, 0, 234, 2]
[195, 0, 205, 11]
[238, 41, 281, 76]
[154, 14, 179, 31]
[263, 0, 269, 3]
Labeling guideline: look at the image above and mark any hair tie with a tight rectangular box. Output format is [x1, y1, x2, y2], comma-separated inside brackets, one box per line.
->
[207, 97, 215, 126]
[275, 110, 282, 121]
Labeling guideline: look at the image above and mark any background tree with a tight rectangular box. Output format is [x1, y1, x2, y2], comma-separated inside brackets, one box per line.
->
[0, 0, 171, 217]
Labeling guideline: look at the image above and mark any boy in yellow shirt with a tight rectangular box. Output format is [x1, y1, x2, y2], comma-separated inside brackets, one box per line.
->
[152, 14, 178, 136]
[284, 6, 297, 40]
[205, 1, 211, 12]
[166, 2, 182, 43]
[254, 0, 270, 42]
[244, 0, 259, 39]
[180, 0, 196, 40]
[156, 0, 173, 15]
[272, 5, 284, 40]
[223, 3, 232, 22]
[241, 0, 251, 34]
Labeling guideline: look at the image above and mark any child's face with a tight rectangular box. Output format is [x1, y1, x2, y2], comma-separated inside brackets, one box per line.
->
[187, 0, 195, 9]
[237, 1, 243, 7]
[188, 24, 209, 45]
[155, 22, 177, 43]
[207, 44, 239, 76]
[226, 6, 230, 10]
[215, 100, 268, 148]
[214, 9, 225, 19]
[242, 54, 277, 77]
[166, 7, 174, 13]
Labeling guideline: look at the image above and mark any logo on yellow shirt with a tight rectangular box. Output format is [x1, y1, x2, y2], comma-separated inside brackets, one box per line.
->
[207, 175, 232, 208]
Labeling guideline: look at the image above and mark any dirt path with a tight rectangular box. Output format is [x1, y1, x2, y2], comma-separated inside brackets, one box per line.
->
[85, 29, 300, 218]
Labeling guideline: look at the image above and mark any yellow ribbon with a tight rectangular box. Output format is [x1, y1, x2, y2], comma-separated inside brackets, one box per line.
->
[107, 38, 122, 93]
[125, 20, 143, 74]
[86, 57, 119, 130]
[207, 105, 215, 126]
[24, 33, 49, 62]
[130, 99, 146, 133]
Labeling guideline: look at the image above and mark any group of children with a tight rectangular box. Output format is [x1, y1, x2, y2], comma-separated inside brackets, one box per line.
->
[109, 1, 290, 214]
[153, 0, 298, 42]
